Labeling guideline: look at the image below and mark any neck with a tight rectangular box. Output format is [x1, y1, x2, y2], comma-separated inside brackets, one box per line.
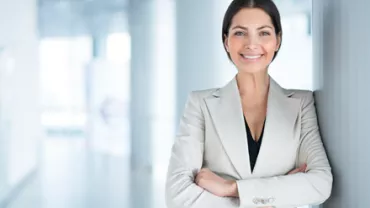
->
[236, 71, 269, 101]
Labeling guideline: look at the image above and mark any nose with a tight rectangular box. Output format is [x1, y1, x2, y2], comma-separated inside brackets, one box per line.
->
[244, 35, 259, 49]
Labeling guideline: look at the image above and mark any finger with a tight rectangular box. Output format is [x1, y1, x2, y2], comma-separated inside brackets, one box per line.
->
[288, 166, 302, 174]
[197, 171, 204, 178]
[297, 164, 307, 172]
[195, 173, 204, 184]
[288, 168, 300, 175]
[200, 168, 209, 173]
[196, 176, 205, 187]
[288, 165, 304, 175]
[195, 175, 200, 185]
[302, 163, 307, 172]
[288, 164, 307, 175]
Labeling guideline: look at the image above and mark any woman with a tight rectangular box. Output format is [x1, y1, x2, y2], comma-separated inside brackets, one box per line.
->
[165, 0, 333, 207]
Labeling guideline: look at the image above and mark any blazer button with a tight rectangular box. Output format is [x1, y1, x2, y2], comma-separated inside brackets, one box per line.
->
[261, 198, 267, 204]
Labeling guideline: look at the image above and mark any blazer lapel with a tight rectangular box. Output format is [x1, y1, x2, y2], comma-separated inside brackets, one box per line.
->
[205, 78, 251, 178]
[252, 78, 301, 175]
[204, 76, 301, 178]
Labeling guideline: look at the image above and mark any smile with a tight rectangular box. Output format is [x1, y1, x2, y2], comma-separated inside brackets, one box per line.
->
[240, 54, 263, 61]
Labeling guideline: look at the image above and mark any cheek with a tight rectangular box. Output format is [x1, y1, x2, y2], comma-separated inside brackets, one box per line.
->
[262, 42, 278, 57]
[227, 37, 244, 52]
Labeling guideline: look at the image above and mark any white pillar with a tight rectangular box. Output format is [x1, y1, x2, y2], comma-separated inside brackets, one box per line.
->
[0, 0, 40, 202]
[129, 1, 174, 208]
[313, 0, 370, 207]
[129, 0, 176, 172]
[128, 0, 157, 171]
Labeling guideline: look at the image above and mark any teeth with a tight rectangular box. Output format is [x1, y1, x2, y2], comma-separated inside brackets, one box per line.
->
[243, 55, 261, 59]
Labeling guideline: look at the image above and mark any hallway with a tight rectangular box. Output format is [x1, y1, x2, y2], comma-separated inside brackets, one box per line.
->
[4, 0, 368, 207]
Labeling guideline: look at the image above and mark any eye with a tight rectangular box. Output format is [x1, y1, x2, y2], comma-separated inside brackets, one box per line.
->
[260, 31, 271, 36]
[234, 31, 245, 36]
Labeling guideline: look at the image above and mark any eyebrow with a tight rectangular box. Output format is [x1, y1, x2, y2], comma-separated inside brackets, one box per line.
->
[231, 25, 273, 30]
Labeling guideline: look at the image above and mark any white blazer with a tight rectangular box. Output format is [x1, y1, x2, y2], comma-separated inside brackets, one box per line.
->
[165, 77, 333, 208]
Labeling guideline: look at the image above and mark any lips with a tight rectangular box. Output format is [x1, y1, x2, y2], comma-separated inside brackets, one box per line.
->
[240, 54, 263, 61]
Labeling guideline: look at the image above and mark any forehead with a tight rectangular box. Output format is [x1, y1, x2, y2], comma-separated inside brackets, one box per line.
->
[230, 8, 274, 28]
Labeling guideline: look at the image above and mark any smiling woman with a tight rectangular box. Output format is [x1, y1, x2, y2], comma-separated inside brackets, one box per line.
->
[222, 0, 282, 74]
[165, 0, 333, 208]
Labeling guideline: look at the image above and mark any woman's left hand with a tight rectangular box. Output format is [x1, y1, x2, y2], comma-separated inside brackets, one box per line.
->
[195, 168, 238, 197]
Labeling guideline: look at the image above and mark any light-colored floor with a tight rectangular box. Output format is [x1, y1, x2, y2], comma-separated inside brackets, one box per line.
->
[6, 139, 167, 208]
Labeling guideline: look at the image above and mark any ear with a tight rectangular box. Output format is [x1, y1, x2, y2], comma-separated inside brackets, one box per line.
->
[275, 32, 282, 51]
[224, 34, 230, 52]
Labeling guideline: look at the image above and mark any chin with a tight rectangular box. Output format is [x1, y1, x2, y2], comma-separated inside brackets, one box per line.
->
[237, 64, 268, 74]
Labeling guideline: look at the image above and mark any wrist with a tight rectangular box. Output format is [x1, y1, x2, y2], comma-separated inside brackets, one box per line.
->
[227, 180, 239, 197]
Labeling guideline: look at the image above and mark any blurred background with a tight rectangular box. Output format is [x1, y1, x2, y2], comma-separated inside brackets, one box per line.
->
[0, 0, 313, 207]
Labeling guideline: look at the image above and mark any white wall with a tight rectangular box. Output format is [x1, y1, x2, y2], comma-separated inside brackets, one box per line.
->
[0, 0, 41, 202]
[313, 0, 370, 207]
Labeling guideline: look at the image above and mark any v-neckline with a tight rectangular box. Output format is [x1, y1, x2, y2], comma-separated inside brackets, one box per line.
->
[244, 117, 266, 173]
[244, 116, 266, 142]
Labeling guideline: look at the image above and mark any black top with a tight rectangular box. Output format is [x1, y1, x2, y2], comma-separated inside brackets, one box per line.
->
[244, 117, 266, 173]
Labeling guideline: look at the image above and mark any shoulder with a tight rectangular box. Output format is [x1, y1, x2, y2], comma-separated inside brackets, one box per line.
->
[182, 88, 218, 111]
[284, 88, 315, 108]
[189, 88, 219, 100]
[286, 88, 313, 99]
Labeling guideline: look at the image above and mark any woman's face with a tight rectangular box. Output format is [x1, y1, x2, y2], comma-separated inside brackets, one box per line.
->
[224, 8, 281, 74]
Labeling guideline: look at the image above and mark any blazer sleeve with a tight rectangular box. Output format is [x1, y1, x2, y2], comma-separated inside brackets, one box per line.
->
[165, 92, 239, 208]
[236, 91, 333, 208]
